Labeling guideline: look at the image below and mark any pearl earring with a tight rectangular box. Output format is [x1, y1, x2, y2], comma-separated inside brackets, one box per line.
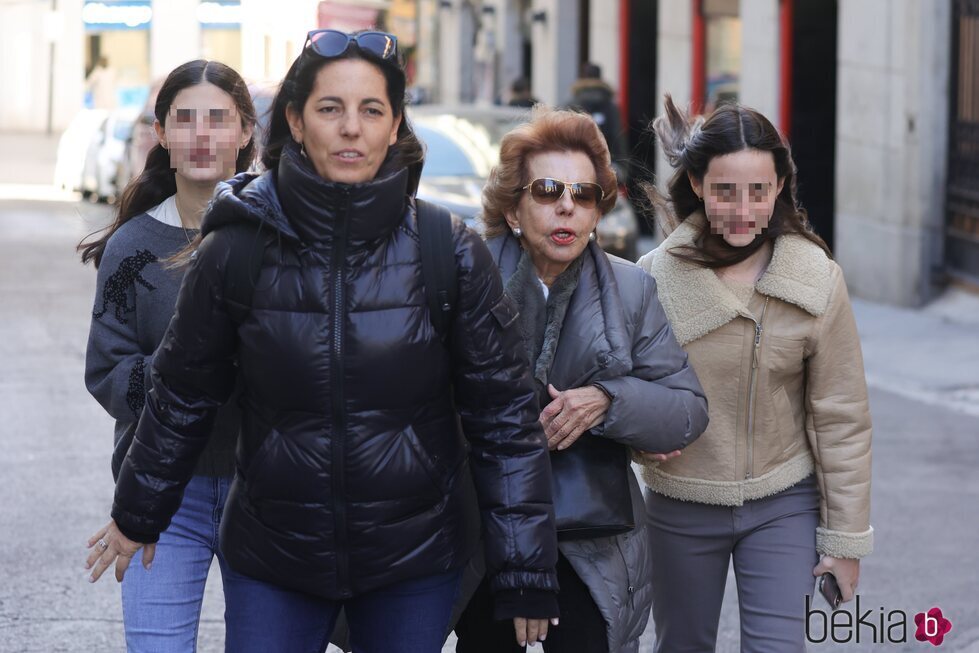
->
[513, 226, 523, 238]
[589, 231, 596, 241]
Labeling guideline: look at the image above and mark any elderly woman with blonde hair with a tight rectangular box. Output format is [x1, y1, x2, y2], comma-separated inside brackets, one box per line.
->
[453, 107, 710, 653]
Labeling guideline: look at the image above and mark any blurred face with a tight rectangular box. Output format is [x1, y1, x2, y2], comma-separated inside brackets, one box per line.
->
[286, 59, 401, 184]
[689, 149, 785, 247]
[505, 150, 602, 278]
[155, 82, 251, 183]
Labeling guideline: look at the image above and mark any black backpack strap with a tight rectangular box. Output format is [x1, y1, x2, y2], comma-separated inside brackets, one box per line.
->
[217, 221, 266, 325]
[416, 199, 457, 341]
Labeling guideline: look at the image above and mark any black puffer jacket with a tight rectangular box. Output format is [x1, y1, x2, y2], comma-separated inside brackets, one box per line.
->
[112, 144, 559, 602]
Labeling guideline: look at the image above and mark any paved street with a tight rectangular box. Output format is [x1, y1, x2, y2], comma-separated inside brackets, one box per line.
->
[1, 195, 977, 652]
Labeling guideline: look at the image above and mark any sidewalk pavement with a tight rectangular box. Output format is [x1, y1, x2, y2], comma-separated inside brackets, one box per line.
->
[0, 130, 61, 186]
[852, 288, 979, 418]
[3, 128, 977, 418]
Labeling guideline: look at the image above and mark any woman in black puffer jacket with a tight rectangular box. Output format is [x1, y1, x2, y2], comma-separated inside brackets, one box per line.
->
[85, 30, 558, 652]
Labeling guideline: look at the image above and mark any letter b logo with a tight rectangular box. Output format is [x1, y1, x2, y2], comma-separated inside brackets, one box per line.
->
[915, 607, 952, 646]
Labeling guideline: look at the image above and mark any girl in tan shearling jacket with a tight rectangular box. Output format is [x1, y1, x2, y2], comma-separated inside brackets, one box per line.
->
[636, 97, 872, 653]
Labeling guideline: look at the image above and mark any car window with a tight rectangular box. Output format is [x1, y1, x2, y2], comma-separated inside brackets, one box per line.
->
[415, 125, 479, 177]
[411, 112, 525, 178]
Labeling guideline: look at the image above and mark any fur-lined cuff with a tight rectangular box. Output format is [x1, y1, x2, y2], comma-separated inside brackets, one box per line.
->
[816, 526, 874, 559]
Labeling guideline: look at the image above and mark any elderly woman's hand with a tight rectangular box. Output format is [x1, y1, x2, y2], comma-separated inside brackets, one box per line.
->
[540, 384, 611, 451]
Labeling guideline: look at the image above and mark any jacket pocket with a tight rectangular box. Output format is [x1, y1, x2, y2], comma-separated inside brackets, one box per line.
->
[403, 425, 451, 496]
[772, 385, 799, 455]
[241, 429, 282, 497]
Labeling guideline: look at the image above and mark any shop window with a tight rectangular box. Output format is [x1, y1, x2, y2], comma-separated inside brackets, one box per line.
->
[703, 0, 740, 111]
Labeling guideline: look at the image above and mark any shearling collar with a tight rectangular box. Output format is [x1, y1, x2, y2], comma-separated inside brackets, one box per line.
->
[643, 212, 833, 345]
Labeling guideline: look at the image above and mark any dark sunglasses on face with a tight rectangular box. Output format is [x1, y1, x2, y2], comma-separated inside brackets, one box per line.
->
[521, 178, 605, 209]
[305, 30, 398, 61]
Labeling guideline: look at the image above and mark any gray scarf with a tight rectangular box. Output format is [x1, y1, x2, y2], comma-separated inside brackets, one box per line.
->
[504, 250, 583, 394]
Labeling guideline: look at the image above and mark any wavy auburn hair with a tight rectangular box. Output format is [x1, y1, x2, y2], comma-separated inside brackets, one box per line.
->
[480, 106, 618, 239]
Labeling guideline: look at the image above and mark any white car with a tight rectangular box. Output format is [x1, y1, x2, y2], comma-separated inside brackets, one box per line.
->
[54, 109, 108, 195]
[80, 107, 139, 203]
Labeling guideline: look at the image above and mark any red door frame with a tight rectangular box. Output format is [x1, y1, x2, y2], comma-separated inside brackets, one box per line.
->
[690, 0, 795, 131]
[779, 0, 794, 138]
[691, 0, 706, 114]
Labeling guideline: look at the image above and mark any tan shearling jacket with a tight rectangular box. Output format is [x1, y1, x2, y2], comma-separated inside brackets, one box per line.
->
[637, 213, 873, 559]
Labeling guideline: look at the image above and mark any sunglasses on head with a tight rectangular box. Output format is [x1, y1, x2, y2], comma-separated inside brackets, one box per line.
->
[305, 30, 398, 61]
[521, 178, 605, 209]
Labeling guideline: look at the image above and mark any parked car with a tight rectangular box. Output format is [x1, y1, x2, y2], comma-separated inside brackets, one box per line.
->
[54, 109, 108, 195]
[114, 80, 162, 198]
[80, 107, 138, 203]
[409, 105, 639, 260]
[113, 110, 155, 199]
[248, 81, 277, 167]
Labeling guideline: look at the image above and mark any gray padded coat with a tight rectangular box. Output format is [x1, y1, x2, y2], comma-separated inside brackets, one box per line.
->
[486, 235, 709, 652]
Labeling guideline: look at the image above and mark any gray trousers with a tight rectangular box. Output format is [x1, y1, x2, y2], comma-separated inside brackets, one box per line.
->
[645, 475, 820, 653]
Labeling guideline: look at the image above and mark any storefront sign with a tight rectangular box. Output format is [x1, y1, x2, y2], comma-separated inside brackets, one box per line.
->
[198, 1, 241, 29]
[82, 1, 152, 31]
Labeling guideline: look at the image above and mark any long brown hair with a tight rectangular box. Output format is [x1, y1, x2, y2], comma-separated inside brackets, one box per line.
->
[78, 60, 257, 268]
[646, 95, 830, 268]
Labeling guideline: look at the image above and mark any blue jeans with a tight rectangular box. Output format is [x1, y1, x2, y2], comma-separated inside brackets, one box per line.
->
[223, 566, 463, 653]
[121, 475, 233, 652]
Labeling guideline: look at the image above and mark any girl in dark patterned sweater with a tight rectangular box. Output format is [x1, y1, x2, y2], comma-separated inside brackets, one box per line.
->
[79, 59, 255, 652]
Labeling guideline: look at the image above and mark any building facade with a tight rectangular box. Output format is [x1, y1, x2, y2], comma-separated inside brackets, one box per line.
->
[651, 0, 969, 306]
[0, 0, 244, 131]
[3, 0, 974, 305]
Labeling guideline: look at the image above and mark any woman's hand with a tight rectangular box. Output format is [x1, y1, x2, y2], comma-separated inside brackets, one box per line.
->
[635, 449, 683, 464]
[513, 617, 559, 647]
[540, 384, 611, 451]
[85, 519, 155, 583]
[813, 556, 860, 603]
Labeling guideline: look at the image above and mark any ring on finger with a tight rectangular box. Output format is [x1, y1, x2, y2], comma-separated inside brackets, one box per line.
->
[96, 538, 109, 552]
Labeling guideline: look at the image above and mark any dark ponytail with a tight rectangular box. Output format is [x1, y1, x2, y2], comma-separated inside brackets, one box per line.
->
[78, 59, 256, 268]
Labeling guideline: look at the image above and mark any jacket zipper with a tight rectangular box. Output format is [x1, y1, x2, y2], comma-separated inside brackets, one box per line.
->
[614, 537, 636, 609]
[331, 189, 351, 595]
[744, 297, 769, 480]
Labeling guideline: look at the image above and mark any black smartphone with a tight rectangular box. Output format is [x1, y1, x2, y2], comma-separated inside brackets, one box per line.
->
[819, 572, 843, 609]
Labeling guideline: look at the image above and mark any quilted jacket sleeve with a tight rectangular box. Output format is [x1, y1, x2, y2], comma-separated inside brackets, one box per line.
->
[111, 231, 239, 542]
[592, 269, 709, 452]
[805, 264, 874, 559]
[448, 223, 559, 599]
